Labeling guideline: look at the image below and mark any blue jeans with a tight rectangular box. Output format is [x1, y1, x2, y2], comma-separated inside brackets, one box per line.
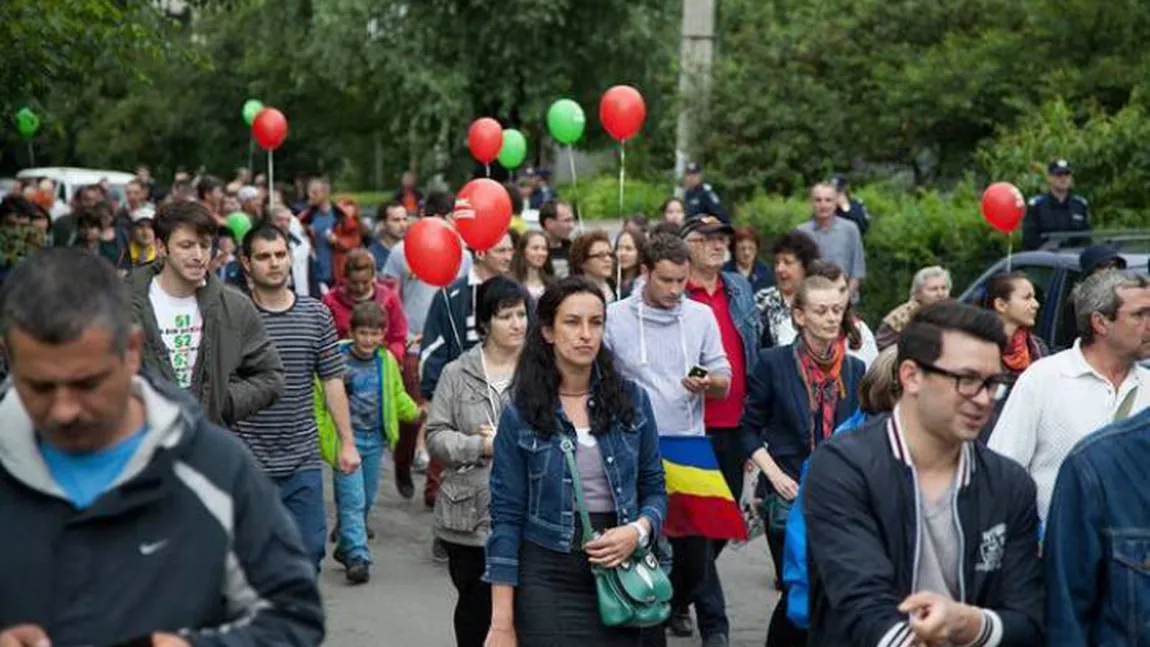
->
[274, 468, 327, 570]
[333, 430, 385, 564]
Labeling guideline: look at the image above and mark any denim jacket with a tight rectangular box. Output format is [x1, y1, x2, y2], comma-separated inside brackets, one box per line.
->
[484, 381, 667, 587]
[1044, 407, 1150, 646]
[720, 270, 761, 373]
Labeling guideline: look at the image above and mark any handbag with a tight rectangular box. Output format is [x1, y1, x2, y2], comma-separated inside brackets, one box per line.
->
[559, 436, 673, 628]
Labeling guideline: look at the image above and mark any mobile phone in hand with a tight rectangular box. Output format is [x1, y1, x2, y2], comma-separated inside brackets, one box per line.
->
[688, 365, 709, 379]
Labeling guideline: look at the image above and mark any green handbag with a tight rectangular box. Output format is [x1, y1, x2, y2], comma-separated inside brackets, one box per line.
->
[559, 436, 673, 629]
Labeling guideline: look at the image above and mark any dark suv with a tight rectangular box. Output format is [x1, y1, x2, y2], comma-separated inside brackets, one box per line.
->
[958, 247, 1149, 352]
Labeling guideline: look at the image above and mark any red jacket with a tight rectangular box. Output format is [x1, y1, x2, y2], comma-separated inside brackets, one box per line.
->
[322, 279, 408, 361]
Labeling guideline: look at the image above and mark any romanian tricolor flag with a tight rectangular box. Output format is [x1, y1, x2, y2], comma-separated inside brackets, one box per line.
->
[660, 436, 748, 541]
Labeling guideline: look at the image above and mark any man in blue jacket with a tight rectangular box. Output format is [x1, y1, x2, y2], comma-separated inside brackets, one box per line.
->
[805, 301, 1043, 647]
[0, 248, 322, 647]
[1044, 405, 1150, 645]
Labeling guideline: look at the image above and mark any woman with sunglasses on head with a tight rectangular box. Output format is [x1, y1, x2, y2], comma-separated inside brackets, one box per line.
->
[740, 275, 866, 647]
[484, 277, 666, 647]
[426, 277, 530, 647]
[755, 231, 821, 349]
[806, 260, 879, 368]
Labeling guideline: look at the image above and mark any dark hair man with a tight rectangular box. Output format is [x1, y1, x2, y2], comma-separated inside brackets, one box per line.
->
[0, 248, 322, 646]
[368, 200, 410, 271]
[238, 223, 361, 568]
[131, 201, 285, 427]
[806, 301, 1043, 646]
[538, 200, 575, 278]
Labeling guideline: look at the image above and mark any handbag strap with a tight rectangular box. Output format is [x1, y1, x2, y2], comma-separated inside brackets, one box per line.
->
[559, 436, 597, 548]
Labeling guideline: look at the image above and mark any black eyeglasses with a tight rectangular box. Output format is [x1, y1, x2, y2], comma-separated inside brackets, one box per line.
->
[916, 362, 1011, 400]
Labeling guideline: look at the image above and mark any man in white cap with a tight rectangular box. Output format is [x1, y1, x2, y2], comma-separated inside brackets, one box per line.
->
[238, 185, 263, 221]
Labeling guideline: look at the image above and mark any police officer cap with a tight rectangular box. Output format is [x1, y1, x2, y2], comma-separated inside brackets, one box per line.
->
[685, 162, 703, 175]
[1048, 159, 1072, 175]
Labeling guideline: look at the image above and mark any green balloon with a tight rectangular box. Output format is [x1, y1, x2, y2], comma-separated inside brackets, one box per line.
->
[547, 99, 585, 145]
[242, 99, 264, 126]
[15, 107, 40, 138]
[226, 211, 253, 241]
[498, 129, 527, 169]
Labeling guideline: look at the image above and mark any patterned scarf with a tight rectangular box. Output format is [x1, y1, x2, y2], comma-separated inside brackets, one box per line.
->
[1002, 328, 1035, 374]
[795, 336, 847, 448]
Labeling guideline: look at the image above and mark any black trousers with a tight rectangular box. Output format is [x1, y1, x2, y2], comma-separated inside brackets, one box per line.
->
[764, 507, 807, 647]
[442, 541, 492, 647]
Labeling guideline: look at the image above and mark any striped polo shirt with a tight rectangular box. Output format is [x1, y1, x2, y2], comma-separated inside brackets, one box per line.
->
[233, 295, 344, 478]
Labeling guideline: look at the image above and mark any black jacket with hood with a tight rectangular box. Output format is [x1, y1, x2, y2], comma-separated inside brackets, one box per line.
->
[0, 372, 324, 646]
[805, 410, 1043, 647]
[130, 261, 284, 427]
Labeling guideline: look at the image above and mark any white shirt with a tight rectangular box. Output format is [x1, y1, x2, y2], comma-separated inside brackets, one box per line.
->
[288, 216, 311, 297]
[149, 280, 204, 390]
[989, 339, 1150, 521]
[851, 319, 880, 369]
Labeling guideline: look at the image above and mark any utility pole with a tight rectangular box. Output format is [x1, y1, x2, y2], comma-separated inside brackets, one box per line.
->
[674, 0, 717, 195]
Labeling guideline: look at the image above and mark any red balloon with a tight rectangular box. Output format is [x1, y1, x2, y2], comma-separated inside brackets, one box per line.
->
[599, 85, 647, 142]
[467, 118, 503, 164]
[252, 107, 288, 151]
[453, 178, 512, 252]
[981, 182, 1025, 233]
[406, 218, 463, 287]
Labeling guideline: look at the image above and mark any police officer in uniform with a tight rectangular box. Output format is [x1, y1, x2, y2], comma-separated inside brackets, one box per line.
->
[831, 173, 870, 236]
[683, 162, 729, 223]
[1022, 158, 1090, 250]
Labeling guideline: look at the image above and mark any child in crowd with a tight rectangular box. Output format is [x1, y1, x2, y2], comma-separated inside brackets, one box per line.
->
[316, 301, 419, 584]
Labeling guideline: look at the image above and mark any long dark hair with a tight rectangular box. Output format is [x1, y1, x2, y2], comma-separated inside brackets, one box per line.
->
[513, 277, 635, 436]
[510, 230, 555, 285]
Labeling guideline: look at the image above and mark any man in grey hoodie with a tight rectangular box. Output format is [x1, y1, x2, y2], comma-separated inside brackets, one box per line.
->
[604, 233, 731, 647]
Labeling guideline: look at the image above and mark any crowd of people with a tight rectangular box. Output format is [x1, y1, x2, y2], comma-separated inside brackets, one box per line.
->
[0, 156, 1147, 647]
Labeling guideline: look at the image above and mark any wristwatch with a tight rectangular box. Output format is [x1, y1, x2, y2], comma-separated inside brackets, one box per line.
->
[629, 521, 650, 548]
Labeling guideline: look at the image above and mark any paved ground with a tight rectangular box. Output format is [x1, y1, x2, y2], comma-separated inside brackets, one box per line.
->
[320, 466, 778, 647]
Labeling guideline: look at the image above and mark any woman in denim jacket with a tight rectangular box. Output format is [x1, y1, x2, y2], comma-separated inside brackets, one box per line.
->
[484, 277, 667, 647]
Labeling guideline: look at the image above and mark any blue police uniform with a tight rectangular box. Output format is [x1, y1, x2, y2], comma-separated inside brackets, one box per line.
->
[1022, 192, 1090, 250]
[685, 183, 728, 223]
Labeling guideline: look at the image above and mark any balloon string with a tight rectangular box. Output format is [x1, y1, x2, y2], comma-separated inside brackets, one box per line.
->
[26, 141, 35, 167]
[568, 145, 583, 236]
[248, 137, 255, 181]
[268, 149, 274, 210]
[618, 142, 626, 219]
[442, 287, 464, 353]
[1007, 230, 1013, 272]
[485, 164, 490, 179]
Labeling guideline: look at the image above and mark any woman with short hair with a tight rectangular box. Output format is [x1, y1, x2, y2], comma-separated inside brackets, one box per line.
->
[754, 231, 821, 348]
[874, 265, 952, 350]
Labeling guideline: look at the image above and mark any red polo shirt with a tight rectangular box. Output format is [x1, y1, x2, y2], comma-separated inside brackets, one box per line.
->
[687, 275, 746, 429]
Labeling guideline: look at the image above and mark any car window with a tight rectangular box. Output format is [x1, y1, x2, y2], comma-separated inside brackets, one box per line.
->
[1052, 269, 1083, 351]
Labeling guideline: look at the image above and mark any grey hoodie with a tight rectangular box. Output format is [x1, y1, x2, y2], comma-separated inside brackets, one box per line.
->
[605, 293, 730, 437]
[425, 344, 512, 547]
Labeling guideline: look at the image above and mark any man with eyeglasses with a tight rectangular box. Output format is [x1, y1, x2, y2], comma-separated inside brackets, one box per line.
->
[675, 215, 760, 646]
[805, 301, 1043, 647]
[989, 270, 1150, 524]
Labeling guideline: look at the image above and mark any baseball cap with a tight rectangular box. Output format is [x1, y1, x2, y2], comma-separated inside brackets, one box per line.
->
[237, 185, 260, 203]
[130, 206, 156, 224]
[684, 162, 703, 175]
[680, 214, 733, 239]
[1079, 244, 1126, 275]
[1048, 159, 1072, 175]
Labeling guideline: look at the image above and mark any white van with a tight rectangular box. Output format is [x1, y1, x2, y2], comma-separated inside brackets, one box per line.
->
[16, 167, 136, 220]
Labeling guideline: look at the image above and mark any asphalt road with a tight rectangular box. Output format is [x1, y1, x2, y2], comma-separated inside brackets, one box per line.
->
[319, 466, 778, 647]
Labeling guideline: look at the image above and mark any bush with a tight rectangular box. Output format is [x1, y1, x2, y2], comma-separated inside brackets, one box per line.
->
[554, 176, 672, 221]
[976, 97, 1150, 227]
[734, 179, 1007, 323]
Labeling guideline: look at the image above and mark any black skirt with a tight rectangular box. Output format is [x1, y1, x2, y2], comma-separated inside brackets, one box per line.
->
[515, 512, 641, 647]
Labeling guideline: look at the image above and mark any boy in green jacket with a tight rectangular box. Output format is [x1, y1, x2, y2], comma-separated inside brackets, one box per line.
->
[317, 302, 419, 583]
